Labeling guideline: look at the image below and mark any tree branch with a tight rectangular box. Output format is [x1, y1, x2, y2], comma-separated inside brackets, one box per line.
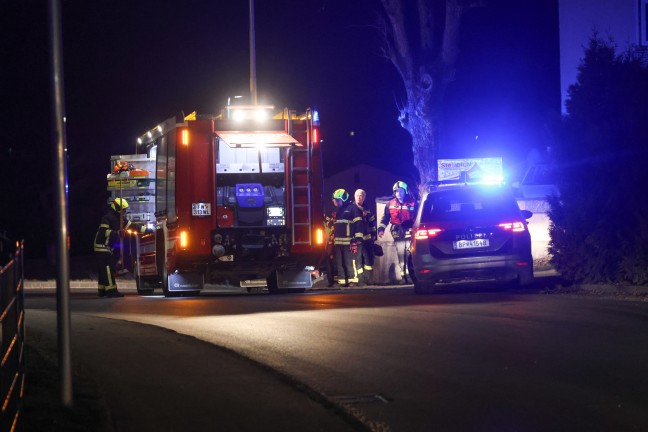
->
[417, 0, 434, 52]
[381, 0, 414, 83]
[440, 0, 463, 84]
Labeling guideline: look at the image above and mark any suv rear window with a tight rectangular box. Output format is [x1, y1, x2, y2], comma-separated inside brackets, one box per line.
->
[420, 188, 520, 223]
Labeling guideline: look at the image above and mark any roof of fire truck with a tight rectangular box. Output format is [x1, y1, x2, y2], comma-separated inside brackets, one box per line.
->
[136, 105, 318, 149]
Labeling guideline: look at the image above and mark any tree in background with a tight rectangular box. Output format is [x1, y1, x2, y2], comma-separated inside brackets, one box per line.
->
[379, 0, 481, 191]
[548, 36, 648, 284]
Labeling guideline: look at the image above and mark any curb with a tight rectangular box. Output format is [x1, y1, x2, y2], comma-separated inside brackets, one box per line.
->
[25, 279, 136, 291]
[23, 279, 408, 293]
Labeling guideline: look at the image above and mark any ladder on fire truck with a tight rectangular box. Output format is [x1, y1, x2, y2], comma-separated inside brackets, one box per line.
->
[288, 109, 313, 246]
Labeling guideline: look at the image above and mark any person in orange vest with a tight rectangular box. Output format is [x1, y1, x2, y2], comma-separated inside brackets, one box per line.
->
[332, 189, 364, 287]
[377, 181, 417, 284]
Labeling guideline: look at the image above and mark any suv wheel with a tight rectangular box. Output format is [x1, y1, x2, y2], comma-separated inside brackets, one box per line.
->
[414, 281, 435, 295]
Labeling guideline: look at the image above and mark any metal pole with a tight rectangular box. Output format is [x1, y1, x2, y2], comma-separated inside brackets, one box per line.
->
[249, 0, 257, 105]
[119, 180, 124, 270]
[48, 0, 73, 408]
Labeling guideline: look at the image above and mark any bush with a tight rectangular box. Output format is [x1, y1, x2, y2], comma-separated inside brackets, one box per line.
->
[548, 36, 648, 285]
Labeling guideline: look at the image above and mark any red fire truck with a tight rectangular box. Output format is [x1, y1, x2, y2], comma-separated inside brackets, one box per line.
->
[109, 105, 325, 296]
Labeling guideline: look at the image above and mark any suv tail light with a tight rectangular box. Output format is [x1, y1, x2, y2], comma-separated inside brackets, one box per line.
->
[414, 228, 443, 240]
[498, 222, 526, 232]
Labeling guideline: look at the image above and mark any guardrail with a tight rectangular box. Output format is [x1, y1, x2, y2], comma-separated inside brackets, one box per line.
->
[0, 241, 25, 432]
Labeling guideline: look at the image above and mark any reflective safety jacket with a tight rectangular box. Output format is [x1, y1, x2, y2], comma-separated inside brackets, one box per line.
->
[357, 205, 377, 242]
[93, 208, 147, 253]
[378, 197, 417, 240]
[333, 203, 364, 245]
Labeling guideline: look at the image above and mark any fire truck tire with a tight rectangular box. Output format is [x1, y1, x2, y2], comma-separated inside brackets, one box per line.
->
[133, 259, 156, 296]
[135, 276, 156, 296]
[246, 287, 264, 293]
[161, 275, 174, 297]
[267, 270, 279, 294]
[154, 229, 175, 297]
[266, 270, 306, 294]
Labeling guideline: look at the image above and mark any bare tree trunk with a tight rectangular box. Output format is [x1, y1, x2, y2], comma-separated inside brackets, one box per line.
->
[380, 0, 478, 194]
[402, 86, 438, 188]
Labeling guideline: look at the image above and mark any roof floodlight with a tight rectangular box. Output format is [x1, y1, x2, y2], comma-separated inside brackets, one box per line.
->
[255, 108, 268, 122]
[232, 110, 245, 122]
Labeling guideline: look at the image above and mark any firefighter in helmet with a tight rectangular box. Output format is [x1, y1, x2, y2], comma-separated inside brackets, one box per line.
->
[332, 189, 364, 287]
[94, 197, 151, 297]
[378, 181, 417, 284]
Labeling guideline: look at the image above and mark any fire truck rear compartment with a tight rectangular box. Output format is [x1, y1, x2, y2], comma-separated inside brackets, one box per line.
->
[216, 183, 286, 227]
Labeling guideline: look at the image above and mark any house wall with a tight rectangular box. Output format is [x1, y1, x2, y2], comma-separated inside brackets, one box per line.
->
[517, 198, 552, 265]
[324, 164, 410, 207]
[372, 198, 406, 284]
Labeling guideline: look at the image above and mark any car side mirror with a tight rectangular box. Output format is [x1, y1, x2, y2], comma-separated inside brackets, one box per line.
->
[402, 219, 414, 230]
[521, 210, 533, 220]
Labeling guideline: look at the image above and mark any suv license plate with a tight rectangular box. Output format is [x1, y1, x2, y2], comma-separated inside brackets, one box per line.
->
[453, 239, 490, 249]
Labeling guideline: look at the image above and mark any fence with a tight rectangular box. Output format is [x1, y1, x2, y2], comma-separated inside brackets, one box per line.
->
[0, 241, 25, 432]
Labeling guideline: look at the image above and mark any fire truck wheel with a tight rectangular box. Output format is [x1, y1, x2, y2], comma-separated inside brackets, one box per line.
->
[267, 270, 279, 294]
[161, 274, 175, 297]
[266, 270, 306, 294]
[135, 276, 156, 296]
[246, 287, 264, 293]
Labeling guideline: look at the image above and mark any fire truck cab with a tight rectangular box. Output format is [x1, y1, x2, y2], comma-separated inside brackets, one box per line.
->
[111, 105, 325, 296]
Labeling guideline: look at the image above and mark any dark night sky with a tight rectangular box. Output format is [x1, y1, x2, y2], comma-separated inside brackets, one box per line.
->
[1, 0, 559, 257]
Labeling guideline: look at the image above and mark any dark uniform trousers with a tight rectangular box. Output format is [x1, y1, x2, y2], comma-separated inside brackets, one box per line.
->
[332, 202, 364, 286]
[96, 250, 117, 290]
[357, 240, 375, 284]
[334, 244, 359, 286]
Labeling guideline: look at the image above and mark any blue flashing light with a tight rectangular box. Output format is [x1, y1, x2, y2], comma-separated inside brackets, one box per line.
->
[481, 175, 505, 185]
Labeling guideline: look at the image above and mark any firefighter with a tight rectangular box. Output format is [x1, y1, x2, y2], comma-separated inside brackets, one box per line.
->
[332, 189, 364, 287]
[354, 189, 377, 285]
[94, 198, 151, 297]
[378, 181, 417, 284]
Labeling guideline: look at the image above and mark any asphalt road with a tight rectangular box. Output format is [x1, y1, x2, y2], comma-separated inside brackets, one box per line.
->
[25, 284, 648, 431]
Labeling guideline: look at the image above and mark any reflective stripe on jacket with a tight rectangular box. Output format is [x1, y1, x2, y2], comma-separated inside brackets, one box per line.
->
[94, 208, 146, 253]
[378, 197, 416, 240]
[94, 210, 121, 253]
[378, 198, 416, 229]
[358, 205, 377, 241]
[333, 203, 364, 245]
